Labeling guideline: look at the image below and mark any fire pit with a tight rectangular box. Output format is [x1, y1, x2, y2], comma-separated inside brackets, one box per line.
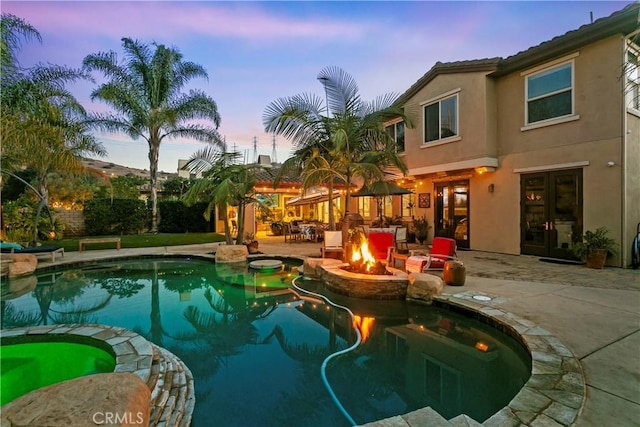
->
[318, 231, 409, 299]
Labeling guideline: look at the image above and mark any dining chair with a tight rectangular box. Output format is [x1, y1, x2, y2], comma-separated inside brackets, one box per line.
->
[284, 222, 301, 242]
[395, 227, 409, 253]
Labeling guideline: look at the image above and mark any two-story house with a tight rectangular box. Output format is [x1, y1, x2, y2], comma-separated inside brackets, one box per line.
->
[384, 3, 639, 267]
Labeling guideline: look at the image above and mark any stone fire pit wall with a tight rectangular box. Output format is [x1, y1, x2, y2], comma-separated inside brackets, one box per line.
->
[319, 262, 409, 300]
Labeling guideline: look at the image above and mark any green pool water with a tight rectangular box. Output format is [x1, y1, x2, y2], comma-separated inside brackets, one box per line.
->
[1, 341, 116, 406]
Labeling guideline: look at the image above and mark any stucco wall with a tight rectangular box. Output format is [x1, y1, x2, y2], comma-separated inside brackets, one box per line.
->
[401, 71, 496, 169]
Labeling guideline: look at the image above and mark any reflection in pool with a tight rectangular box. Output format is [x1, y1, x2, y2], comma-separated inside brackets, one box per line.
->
[0, 257, 531, 426]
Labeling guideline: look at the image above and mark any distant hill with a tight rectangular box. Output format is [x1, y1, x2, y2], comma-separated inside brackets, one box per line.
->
[82, 158, 178, 180]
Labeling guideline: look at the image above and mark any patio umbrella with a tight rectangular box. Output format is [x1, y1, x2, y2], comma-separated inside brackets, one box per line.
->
[351, 180, 413, 197]
[352, 181, 413, 224]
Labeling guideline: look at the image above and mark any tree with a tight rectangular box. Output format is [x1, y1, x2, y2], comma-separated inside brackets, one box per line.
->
[182, 146, 261, 245]
[82, 38, 224, 233]
[1, 13, 105, 243]
[263, 66, 411, 230]
[0, 13, 40, 81]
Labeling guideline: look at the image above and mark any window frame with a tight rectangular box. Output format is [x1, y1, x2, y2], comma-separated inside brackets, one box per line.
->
[385, 120, 406, 153]
[523, 58, 576, 127]
[421, 91, 459, 144]
[626, 43, 640, 112]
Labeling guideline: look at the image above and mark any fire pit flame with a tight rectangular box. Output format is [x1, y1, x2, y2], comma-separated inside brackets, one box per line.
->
[350, 239, 377, 272]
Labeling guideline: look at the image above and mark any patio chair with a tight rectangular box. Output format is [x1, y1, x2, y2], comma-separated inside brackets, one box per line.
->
[1, 242, 64, 262]
[283, 222, 301, 242]
[405, 237, 457, 273]
[367, 231, 395, 263]
[394, 227, 409, 253]
[321, 230, 344, 259]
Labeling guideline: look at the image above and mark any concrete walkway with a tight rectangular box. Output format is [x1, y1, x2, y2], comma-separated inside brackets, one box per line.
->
[35, 234, 640, 426]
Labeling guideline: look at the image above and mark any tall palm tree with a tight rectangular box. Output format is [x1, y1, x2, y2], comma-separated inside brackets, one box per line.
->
[263, 66, 412, 230]
[82, 38, 224, 233]
[0, 13, 40, 79]
[1, 13, 105, 243]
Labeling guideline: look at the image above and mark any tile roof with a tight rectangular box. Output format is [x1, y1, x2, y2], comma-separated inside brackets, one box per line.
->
[492, 2, 640, 77]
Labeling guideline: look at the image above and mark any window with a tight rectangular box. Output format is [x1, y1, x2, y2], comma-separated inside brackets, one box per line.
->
[424, 94, 458, 143]
[357, 196, 371, 218]
[386, 121, 405, 152]
[401, 194, 413, 217]
[383, 196, 393, 217]
[627, 47, 639, 110]
[526, 62, 573, 124]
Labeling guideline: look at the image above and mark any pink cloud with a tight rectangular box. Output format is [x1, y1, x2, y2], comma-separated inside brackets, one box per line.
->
[3, 2, 369, 42]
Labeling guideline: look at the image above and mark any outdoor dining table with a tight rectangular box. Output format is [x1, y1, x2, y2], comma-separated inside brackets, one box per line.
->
[299, 223, 324, 242]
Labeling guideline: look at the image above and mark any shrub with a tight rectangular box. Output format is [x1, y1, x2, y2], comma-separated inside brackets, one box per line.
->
[84, 198, 149, 235]
[1, 199, 65, 244]
[158, 200, 212, 233]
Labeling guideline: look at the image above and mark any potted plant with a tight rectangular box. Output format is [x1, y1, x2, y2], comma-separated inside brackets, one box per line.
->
[243, 232, 260, 254]
[572, 227, 617, 269]
[412, 216, 432, 245]
[270, 220, 284, 236]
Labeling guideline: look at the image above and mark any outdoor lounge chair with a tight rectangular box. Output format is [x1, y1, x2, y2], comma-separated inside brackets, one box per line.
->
[1, 242, 64, 262]
[367, 231, 395, 263]
[405, 237, 457, 273]
[321, 230, 344, 259]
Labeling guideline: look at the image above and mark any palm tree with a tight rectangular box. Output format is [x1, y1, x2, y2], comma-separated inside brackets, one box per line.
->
[0, 13, 40, 79]
[1, 13, 106, 243]
[183, 146, 261, 245]
[82, 37, 224, 233]
[263, 66, 412, 230]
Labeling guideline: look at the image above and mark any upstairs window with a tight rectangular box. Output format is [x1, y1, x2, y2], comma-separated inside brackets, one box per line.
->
[386, 121, 405, 152]
[424, 94, 458, 143]
[627, 48, 639, 110]
[526, 62, 573, 124]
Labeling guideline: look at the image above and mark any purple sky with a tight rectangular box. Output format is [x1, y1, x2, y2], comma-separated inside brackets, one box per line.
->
[4, 1, 630, 173]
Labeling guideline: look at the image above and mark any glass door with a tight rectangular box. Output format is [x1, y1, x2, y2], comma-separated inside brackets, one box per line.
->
[521, 174, 548, 256]
[521, 169, 582, 259]
[435, 181, 469, 249]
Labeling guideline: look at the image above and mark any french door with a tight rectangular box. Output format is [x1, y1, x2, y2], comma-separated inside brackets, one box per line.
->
[435, 181, 469, 249]
[521, 169, 583, 259]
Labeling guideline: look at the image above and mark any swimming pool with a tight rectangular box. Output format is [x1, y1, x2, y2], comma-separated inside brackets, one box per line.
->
[0, 256, 531, 425]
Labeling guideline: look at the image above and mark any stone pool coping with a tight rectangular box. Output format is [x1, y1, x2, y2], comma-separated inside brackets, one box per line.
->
[428, 290, 586, 426]
[1, 324, 155, 386]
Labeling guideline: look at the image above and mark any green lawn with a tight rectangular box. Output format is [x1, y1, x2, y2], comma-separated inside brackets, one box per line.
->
[53, 233, 226, 252]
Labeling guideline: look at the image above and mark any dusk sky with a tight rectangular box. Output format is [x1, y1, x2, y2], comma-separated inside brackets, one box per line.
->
[3, 1, 631, 173]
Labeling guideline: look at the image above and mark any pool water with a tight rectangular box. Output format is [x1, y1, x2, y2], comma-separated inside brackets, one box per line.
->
[1, 341, 116, 405]
[0, 257, 531, 425]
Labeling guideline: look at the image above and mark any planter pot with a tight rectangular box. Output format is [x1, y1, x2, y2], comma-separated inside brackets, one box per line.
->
[586, 249, 608, 269]
[246, 242, 260, 254]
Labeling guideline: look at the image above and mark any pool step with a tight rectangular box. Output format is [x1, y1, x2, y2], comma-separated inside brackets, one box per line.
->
[360, 407, 483, 427]
[147, 344, 195, 427]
